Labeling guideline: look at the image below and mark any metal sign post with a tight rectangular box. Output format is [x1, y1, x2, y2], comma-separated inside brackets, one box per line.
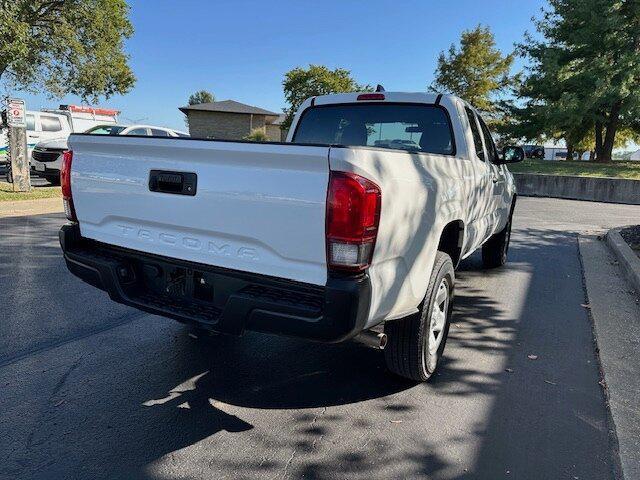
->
[6, 98, 31, 192]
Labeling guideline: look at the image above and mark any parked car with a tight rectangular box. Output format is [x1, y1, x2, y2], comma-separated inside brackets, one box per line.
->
[522, 144, 545, 159]
[31, 124, 189, 184]
[59, 92, 523, 381]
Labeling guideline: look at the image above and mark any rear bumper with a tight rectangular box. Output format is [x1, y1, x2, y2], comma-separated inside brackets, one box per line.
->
[59, 224, 371, 342]
[31, 163, 61, 177]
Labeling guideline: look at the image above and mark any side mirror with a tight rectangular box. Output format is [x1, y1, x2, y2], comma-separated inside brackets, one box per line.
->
[500, 146, 525, 164]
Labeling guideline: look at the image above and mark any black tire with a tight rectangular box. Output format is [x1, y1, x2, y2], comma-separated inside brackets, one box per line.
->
[47, 175, 61, 186]
[384, 251, 455, 382]
[482, 209, 513, 268]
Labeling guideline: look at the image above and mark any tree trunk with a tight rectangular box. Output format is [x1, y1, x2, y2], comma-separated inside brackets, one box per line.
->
[598, 101, 622, 163]
[589, 150, 595, 161]
[565, 144, 574, 162]
[576, 149, 586, 162]
[594, 121, 604, 161]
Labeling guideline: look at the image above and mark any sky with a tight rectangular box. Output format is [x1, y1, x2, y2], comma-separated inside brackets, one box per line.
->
[15, 0, 549, 131]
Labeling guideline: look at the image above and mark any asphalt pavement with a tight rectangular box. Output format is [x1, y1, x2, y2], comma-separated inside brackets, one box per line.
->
[1, 197, 639, 480]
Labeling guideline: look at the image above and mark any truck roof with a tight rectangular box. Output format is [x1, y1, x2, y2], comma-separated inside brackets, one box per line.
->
[309, 91, 458, 106]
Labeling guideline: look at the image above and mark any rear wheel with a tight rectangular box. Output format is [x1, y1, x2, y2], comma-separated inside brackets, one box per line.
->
[47, 175, 61, 186]
[482, 211, 513, 268]
[384, 251, 455, 382]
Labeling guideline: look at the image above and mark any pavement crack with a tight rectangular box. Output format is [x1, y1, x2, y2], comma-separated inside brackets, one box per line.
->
[272, 407, 327, 479]
[0, 310, 145, 369]
[50, 355, 83, 400]
[276, 448, 297, 480]
[25, 355, 84, 451]
[309, 407, 327, 451]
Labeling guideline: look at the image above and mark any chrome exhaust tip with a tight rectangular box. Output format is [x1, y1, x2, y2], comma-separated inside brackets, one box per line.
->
[354, 330, 387, 350]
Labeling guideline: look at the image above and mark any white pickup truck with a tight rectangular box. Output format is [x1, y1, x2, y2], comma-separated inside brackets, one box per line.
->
[59, 92, 523, 381]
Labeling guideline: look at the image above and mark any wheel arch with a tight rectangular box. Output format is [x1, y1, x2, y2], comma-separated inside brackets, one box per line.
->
[437, 220, 465, 268]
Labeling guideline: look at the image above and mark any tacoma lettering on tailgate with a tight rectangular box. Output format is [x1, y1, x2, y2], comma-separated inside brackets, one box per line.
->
[116, 225, 259, 261]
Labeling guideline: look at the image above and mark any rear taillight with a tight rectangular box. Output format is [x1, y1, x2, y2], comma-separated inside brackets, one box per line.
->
[326, 171, 381, 272]
[60, 150, 77, 222]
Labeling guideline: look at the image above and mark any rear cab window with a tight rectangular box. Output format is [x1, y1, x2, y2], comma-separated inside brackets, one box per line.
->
[293, 103, 455, 155]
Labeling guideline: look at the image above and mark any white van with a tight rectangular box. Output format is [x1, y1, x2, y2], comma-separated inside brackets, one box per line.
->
[41, 105, 120, 133]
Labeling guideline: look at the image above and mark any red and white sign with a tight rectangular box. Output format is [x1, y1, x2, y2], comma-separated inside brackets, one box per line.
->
[7, 98, 26, 128]
[63, 105, 120, 116]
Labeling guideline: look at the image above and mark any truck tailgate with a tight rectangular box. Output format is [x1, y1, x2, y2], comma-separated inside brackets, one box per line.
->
[69, 135, 330, 286]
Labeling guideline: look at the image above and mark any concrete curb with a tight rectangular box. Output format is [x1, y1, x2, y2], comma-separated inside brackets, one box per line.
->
[606, 226, 640, 294]
[579, 235, 640, 480]
[513, 173, 640, 205]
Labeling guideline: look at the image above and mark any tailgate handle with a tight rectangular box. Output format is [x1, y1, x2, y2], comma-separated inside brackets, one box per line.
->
[149, 170, 197, 196]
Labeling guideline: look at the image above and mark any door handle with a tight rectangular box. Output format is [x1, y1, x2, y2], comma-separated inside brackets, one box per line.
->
[149, 170, 197, 196]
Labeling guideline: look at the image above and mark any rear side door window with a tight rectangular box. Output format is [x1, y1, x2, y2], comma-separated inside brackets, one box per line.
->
[477, 116, 499, 164]
[464, 107, 485, 161]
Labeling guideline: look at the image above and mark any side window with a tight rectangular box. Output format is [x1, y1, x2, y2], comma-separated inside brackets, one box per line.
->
[478, 116, 499, 164]
[25, 114, 35, 131]
[464, 107, 484, 161]
[150, 128, 170, 137]
[126, 128, 149, 136]
[40, 115, 62, 132]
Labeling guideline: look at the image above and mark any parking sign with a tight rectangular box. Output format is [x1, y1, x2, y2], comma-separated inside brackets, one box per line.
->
[7, 99, 26, 128]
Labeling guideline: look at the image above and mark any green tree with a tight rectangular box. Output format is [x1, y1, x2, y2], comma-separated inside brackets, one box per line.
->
[188, 90, 215, 106]
[430, 25, 517, 115]
[0, 0, 135, 102]
[519, 0, 640, 162]
[282, 64, 370, 129]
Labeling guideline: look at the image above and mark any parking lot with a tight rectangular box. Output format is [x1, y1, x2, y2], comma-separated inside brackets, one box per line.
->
[1, 196, 639, 480]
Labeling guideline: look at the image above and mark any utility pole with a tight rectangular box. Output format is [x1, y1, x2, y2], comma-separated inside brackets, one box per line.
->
[4, 98, 31, 192]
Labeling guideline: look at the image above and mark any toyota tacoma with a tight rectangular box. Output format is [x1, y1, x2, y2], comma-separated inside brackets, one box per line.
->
[59, 91, 523, 381]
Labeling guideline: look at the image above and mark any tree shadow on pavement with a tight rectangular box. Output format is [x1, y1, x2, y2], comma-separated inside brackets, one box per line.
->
[0, 217, 618, 479]
[450, 226, 617, 480]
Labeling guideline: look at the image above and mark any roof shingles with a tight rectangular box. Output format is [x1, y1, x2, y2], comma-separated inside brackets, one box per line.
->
[179, 100, 279, 116]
